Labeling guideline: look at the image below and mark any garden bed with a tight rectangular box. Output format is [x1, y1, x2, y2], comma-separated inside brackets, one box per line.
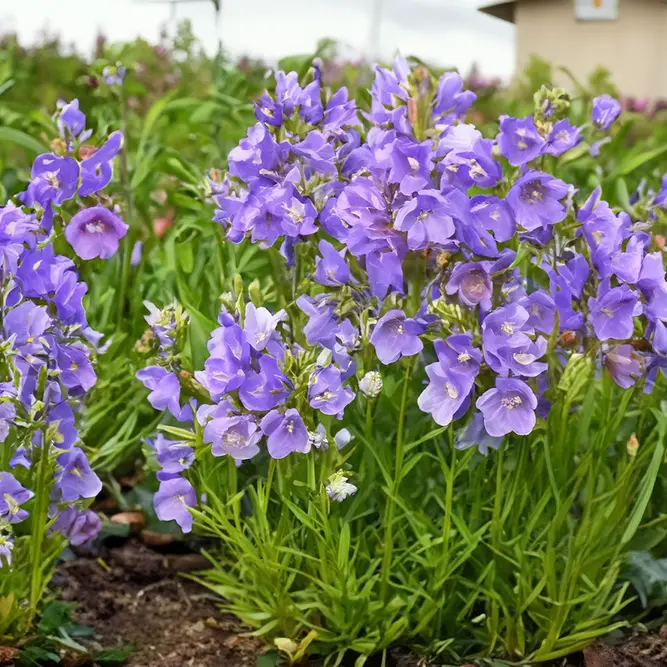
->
[48, 540, 667, 667]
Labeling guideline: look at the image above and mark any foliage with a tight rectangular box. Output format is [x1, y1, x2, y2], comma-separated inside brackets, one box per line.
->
[135, 55, 667, 664]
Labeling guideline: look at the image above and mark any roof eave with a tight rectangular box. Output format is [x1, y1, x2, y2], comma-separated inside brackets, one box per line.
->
[478, 1, 517, 23]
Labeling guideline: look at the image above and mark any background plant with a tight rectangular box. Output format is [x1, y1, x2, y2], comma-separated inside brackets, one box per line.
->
[0, 101, 125, 641]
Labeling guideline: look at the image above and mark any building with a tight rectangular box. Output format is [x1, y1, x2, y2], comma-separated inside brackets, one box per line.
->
[478, 0, 667, 98]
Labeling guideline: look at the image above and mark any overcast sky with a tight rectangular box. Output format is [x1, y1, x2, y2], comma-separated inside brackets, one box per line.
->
[1, 0, 516, 78]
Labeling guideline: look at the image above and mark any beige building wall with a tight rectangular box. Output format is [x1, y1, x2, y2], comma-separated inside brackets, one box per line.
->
[515, 0, 667, 98]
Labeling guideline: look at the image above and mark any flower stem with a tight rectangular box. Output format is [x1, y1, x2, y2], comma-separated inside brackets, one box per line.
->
[380, 359, 413, 599]
[116, 86, 135, 332]
[27, 430, 51, 627]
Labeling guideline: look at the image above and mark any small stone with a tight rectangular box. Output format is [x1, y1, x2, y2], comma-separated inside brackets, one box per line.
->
[140, 529, 175, 546]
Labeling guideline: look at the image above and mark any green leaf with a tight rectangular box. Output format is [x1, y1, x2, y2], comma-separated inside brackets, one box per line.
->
[186, 306, 217, 371]
[95, 646, 135, 665]
[621, 409, 667, 545]
[610, 143, 667, 179]
[38, 601, 76, 634]
[256, 653, 281, 667]
[0, 127, 47, 154]
[624, 551, 667, 608]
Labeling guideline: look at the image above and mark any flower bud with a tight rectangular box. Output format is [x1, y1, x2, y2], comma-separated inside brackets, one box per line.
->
[655, 234, 665, 250]
[627, 433, 639, 457]
[248, 279, 262, 307]
[359, 371, 383, 398]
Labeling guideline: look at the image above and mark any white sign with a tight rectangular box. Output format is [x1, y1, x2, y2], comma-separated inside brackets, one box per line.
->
[575, 0, 619, 21]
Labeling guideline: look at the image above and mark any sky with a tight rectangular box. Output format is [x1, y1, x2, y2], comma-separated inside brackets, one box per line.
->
[1, 0, 516, 79]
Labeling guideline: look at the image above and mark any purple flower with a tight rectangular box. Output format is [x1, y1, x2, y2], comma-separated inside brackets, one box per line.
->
[314, 240, 351, 286]
[605, 345, 643, 389]
[65, 206, 128, 260]
[588, 282, 641, 341]
[58, 99, 87, 139]
[297, 295, 338, 348]
[476, 378, 538, 437]
[204, 415, 262, 460]
[418, 335, 481, 426]
[0, 534, 13, 566]
[0, 472, 34, 524]
[370, 309, 424, 365]
[4, 301, 51, 345]
[228, 123, 284, 183]
[497, 116, 545, 166]
[592, 95, 621, 130]
[56, 344, 96, 394]
[455, 412, 502, 455]
[519, 290, 556, 335]
[366, 249, 404, 300]
[153, 434, 195, 475]
[470, 196, 515, 243]
[244, 303, 286, 352]
[433, 72, 476, 123]
[506, 171, 569, 232]
[136, 366, 182, 417]
[545, 119, 581, 156]
[440, 139, 502, 191]
[154, 477, 197, 533]
[292, 131, 336, 175]
[260, 408, 310, 459]
[79, 131, 123, 197]
[55, 447, 102, 502]
[446, 262, 492, 310]
[308, 366, 355, 416]
[23, 154, 79, 207]
[388, 139, 434, 196]
[394, 190, 457, 250]
[238, 355, 289, 412]
[52, 508, 101, 546]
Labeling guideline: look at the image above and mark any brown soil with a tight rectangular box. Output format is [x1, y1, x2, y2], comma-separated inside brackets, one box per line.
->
[581, 630, 667, 667]
[57, 539, 266, 667]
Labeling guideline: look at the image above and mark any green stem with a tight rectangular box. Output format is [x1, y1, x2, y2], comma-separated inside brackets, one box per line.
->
[27, 430, 51, 626]
[380, 360, 413, 599]
[116, 86, 135, 332]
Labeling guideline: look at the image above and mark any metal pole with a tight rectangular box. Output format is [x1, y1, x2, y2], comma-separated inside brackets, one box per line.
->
[369, 0, 384, 60]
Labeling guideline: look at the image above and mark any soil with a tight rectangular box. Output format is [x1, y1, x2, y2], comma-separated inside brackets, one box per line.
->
[53, 539, 667, 667]
[56, 539, 267, 667]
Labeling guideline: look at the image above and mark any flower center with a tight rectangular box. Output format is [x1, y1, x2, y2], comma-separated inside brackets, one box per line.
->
[407, 157, 420, 173]
[445, 382, 459, 399]
[3, 494, 18, 515]
[500, 395, 523, 410]
[501, 321, 514, 335]
[286, 420, 294, 433]
[457, 352, 471, 363]
[519, 180, 547, 204]
[513, 353, 536, 365]
[46, 172, 60, 188]
[85, 221, 106, 234]
[468, 159, 487, 178]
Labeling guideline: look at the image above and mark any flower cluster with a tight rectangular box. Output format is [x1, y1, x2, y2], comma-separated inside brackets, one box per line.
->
[140, 58, 666, 532]
[0, 100, 125, 572]
[138, 299, 355, 530]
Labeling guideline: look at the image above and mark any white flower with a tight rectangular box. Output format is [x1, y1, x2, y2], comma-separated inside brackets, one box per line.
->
[326, 471, 357, 502]
[359, 371, 383, 398]
[308, 424, 329, 451]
